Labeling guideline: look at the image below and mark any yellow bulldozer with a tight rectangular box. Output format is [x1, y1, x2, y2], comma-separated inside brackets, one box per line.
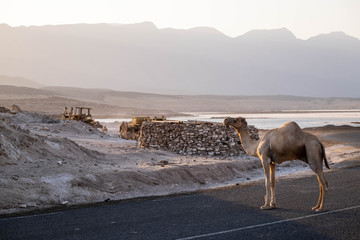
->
[62, 107, 103, 128]
[119, 116, 167, 140]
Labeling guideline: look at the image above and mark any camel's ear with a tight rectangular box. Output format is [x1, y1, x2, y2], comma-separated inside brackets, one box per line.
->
[238, 117, 246, 124]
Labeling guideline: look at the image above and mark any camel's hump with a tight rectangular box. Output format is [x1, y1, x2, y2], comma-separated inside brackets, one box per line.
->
[279, 121, 302, 130]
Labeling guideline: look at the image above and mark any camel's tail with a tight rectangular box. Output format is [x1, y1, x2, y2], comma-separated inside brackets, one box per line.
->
[321, 143, 331, 169]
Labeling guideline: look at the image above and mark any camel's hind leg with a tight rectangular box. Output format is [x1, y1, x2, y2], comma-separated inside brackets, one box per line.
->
[312, 171, 328, 211]
[308, 158, 328, 211]
[312, 175, 323, 210]
[306, 138, 329, 211]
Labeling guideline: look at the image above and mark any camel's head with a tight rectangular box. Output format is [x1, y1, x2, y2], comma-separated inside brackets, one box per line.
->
[223, 117, 247, 129]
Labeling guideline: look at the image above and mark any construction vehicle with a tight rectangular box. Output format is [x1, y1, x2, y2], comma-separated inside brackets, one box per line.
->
[119, 116, 168, 140]
[62, 107, 103, 128]
[119, 116, 151, 140]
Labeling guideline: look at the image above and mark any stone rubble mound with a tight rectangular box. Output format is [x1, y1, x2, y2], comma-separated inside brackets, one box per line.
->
[139, 121, 259, 156]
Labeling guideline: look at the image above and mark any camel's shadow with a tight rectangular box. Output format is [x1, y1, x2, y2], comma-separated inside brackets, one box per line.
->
[264, 206, 329, 215]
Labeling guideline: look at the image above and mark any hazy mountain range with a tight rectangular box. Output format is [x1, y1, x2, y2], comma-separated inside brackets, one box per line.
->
[0, 22, 359, 97]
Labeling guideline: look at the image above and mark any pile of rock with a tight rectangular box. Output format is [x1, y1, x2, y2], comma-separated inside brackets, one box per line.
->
[138, 121, 259, 156]
[0, 105, 22, 114]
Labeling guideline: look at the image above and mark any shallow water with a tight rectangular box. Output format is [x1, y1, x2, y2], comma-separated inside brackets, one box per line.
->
[171, 111, 360, 129]
[98, 110, 360, 130]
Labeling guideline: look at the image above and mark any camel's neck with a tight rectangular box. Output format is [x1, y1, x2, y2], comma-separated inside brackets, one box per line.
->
[235, 126, 259, 157]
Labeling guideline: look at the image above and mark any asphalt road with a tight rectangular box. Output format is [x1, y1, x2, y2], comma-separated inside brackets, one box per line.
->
[1, 163, 360, 240]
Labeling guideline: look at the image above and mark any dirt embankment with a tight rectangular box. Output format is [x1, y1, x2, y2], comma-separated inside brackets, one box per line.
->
[0, 110, 264, 215]
[0, 109, 359, 215]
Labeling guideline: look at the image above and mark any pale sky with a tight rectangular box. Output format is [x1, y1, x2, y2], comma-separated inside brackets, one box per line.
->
[1, 0, 359, 39]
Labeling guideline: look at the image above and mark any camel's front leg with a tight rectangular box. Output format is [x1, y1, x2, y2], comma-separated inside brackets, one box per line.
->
[260, 158, 273, 210]
[269, 162, 276, 208]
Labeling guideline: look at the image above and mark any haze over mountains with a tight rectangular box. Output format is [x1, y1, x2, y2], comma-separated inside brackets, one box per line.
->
[0, 22, 359, 97]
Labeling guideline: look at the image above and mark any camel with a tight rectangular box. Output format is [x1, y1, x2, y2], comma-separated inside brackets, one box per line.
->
[223, 117, 330, 211]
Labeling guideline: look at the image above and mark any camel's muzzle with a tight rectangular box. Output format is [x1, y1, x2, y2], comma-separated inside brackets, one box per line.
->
[223, 118, 232, 126]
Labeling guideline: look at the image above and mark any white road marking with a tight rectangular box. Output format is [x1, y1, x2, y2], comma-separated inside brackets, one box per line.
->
[177, 205, 360, 240]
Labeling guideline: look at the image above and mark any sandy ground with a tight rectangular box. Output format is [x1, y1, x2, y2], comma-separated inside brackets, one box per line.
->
[0, 111, 359, 215]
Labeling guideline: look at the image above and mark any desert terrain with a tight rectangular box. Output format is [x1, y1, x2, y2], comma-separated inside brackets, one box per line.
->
[1, 84, 360, 118]
[1, 106, 359, 216]
[1, 82, 359, 216]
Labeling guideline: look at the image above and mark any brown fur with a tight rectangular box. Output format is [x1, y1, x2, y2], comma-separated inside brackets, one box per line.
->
[223, 117, 330, 211]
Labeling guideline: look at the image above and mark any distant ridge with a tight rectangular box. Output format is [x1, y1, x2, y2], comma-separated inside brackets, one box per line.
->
[237, 28, 298, 41]
[1, 85, 359, 117]
[307, 31, 360, 46]
[0, 22, 359, 97]
[0, 75, 44, 88]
